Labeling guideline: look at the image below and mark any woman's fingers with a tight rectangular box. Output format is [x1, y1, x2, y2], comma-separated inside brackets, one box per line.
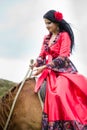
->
[33, 68, 42, 76]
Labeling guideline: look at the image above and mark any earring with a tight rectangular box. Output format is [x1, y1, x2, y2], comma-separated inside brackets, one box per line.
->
[57, 27, 59, 32]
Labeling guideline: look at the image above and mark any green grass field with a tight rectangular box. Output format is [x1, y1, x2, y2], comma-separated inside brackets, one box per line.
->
[0, 79, 17, 98]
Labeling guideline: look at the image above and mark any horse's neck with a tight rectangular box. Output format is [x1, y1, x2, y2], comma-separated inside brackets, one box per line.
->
[0, 78, 36, 128]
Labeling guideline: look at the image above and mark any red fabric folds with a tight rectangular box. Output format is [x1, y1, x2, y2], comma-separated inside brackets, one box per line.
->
[34, 31, 87, 126]
[35, 70, 87, 125]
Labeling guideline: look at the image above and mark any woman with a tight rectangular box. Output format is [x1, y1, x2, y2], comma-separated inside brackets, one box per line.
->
[31, 10, 87, 130]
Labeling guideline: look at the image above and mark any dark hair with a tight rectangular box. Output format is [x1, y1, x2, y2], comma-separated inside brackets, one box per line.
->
[43, 10, 75, 53]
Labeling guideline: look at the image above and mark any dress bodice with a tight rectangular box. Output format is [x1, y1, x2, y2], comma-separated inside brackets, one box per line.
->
[39, 31, 71, 59]
[36, 31, 77, 73]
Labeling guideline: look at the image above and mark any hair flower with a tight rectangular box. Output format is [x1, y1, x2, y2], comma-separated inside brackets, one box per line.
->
[54, 11, 63, 21]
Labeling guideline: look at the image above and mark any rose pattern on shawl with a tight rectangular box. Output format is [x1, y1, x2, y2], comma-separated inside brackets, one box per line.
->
[46, 56, 78, 73]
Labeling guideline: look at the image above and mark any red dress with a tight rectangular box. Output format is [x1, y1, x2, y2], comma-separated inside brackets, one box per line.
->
[35, 32, 87, 130]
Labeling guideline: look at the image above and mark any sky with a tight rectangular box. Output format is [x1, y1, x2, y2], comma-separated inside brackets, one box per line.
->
[0, 0, 87, 82]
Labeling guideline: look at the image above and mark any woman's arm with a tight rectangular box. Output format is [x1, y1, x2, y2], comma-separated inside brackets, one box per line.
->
[46, 32, 72, 71]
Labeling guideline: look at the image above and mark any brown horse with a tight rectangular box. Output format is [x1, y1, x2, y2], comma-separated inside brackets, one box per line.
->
[0, 78, 42, 130]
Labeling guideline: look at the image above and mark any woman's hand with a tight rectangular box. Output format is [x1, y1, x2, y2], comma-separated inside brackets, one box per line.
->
[33, 65, 46, 76]
[29, 62, 38, 70]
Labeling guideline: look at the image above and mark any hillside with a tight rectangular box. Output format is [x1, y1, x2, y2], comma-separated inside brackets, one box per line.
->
[0, 78, 17, 97]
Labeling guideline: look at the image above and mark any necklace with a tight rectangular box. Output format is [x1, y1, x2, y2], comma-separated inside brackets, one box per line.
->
[48, 33, 60, 47]
[44, 32, 60, 52]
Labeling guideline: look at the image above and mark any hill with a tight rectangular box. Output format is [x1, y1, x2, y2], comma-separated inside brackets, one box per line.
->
[0, 78, 17, 97]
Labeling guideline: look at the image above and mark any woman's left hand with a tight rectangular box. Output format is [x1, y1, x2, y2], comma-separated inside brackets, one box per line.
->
[33, 65, 46, 76]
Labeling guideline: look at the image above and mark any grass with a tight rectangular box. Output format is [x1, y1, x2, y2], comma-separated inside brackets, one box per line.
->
[0, 79, 17, 98]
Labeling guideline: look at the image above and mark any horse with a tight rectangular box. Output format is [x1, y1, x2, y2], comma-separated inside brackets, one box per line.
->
[0, 77, 42, 130]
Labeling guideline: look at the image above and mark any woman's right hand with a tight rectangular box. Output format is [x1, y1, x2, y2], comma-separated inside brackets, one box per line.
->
[29, 62, 38, 70]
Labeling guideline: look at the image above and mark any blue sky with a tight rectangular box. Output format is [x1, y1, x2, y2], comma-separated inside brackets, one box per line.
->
[0, 0, 87, 82]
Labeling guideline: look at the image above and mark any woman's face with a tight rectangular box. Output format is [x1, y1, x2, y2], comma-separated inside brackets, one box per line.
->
[44, 18, 58, 33]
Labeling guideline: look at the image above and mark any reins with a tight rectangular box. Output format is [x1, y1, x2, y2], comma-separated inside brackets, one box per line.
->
[4, 59, 34, 130]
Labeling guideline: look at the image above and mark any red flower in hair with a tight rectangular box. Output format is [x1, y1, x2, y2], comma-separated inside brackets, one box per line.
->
[54, 11, 63, 21]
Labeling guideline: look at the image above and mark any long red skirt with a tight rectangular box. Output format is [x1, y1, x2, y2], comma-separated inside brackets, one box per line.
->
[35, 69, 87, 129]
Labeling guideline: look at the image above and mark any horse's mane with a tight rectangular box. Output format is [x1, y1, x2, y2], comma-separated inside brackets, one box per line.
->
[0, 77, 35, 128]
[0, 81, 20, 128]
